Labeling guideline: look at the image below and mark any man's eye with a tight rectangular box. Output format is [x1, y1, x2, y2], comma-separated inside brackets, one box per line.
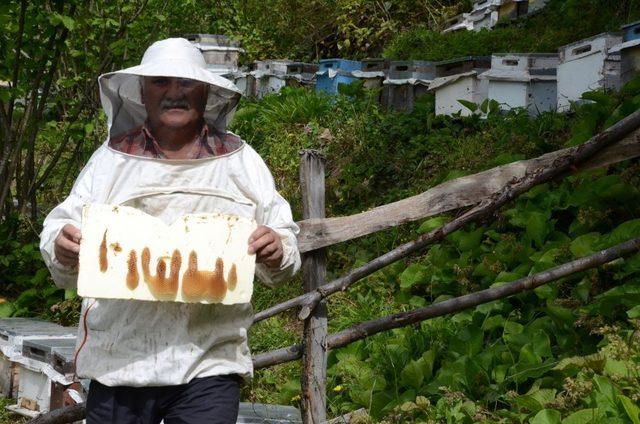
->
[152, 78, 169, 85]
[179, 79, 197, 87]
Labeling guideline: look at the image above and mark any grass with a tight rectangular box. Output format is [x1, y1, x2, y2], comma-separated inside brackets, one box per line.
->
[0, 397, 28, 424]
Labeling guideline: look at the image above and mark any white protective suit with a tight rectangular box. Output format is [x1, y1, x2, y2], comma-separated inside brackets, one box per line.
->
[39, 38, 301, 386]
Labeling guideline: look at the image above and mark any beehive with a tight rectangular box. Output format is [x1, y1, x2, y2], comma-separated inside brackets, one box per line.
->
[557, 33, 622, 112]
[0, 318, 75, 399]
[431, 57, 491, 116]
[481, 53, 558, 115]
[315, 59, 362, 95]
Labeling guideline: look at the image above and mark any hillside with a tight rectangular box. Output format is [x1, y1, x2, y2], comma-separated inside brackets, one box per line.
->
[1, 0, 640, 423]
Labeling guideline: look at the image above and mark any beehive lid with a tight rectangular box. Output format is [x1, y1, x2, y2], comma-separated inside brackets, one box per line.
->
[435, 56, 491, 77]
[0, 318, 76, 346]
[22, 338, 77, 365]
[558, 32, 623, 63]
[183, 34, 240, 47]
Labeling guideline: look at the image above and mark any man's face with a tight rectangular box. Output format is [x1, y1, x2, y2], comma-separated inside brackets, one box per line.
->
[141, 76, 208, 130]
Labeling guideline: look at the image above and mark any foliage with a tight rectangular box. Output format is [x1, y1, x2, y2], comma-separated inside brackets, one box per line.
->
[239, 77, 640, 421]
[3, 1, 640, 423]
[385, 0, 640, 61]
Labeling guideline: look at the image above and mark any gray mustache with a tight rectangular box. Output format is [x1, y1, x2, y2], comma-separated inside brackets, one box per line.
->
[161, 99, 190, 110]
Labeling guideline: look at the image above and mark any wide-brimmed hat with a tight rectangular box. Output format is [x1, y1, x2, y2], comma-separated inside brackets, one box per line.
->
[99, 38, 242, 137]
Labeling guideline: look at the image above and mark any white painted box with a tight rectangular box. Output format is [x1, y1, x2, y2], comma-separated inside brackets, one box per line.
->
[431, 57, 491, 116]
[557, 33, 622, 112]
[0, 318, 75, 399]
[481, 53, 558, 115]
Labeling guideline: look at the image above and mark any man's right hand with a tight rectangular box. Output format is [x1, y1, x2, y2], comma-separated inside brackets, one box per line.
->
[54, 224, 82, 267]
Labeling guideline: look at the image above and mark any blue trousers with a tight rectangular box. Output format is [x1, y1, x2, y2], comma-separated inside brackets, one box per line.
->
[86, 374, 241, 424]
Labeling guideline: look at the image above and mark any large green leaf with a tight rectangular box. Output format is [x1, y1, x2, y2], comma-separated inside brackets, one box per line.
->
[530, 409, 561, 424]
[608, 219, 640, 246]
[570, 233, 602, 257]
[562, 408, 604, 424]
[0, 302, 15, 318]
[399, 263, 429, 289]
[527, 212, 553, 248]
[417, 217, 449, 234]
[619, 395, 640, 424]
[400, 359, 424, 389]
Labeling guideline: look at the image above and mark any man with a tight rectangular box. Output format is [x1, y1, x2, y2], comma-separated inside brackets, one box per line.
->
[40, 38, 300, 423]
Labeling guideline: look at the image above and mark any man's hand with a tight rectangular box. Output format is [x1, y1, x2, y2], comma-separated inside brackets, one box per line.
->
[248, 226, 283, 269]
[54, 224, 82, 267]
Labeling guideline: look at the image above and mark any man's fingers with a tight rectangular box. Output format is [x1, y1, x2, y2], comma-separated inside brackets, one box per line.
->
[57, 235, 81, 254]
[248, 226, 271, 244]
[248, 231, 275, 254]
[54, 246, 78, 266]
[263, 250, 282, 263]
[247, 226, 283, 267]
[55, 225, 81, 265]
[61, 225, 82, 243]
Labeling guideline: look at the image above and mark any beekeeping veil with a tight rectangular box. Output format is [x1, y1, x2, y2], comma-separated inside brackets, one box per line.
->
[98, 38, 242, 139]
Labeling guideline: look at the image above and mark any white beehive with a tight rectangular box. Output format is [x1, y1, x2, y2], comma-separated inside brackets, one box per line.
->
[6, 337, 78, 418]
[430, 57, 491, 116]
[467, 0, 502, 31]
[0, 318, 75, 399]
[557, 33, 622, 112]
[184, 33, 244, 75]
[480, 53, 558, 115]
[250, 60, 292, 99]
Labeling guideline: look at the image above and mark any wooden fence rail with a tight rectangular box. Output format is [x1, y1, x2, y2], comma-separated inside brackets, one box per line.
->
[297, 126, 640, 253]
[29, 111, 640, 424]
[253, 237, 640, 369]
[255, 110, 640, 324]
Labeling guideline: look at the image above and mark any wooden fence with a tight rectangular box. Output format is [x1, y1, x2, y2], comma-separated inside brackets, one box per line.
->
[252, 110, 640, 424]
[31, 111, 640, 424]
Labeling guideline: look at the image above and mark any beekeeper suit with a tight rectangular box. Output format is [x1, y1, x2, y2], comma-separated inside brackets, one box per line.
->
[39, 38, 300, 423]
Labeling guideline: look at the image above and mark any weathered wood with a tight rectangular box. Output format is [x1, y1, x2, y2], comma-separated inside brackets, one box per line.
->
[297, 128, 640, 253]
[26, 402, 86, 424]
[299, 150, 328, 424]
[253, 237, 640, 369]
[254, 110, 640, 323]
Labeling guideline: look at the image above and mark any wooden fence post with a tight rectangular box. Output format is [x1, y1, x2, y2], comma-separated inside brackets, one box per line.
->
[299, 150, 327, 424]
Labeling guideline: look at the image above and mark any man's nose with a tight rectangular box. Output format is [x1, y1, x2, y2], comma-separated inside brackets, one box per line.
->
[165, 79, 185, 99]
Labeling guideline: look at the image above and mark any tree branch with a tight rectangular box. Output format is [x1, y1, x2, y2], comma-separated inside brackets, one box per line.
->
[254, 109, 640, 323]
[253, 237, 640, 369]
[6, 0, 27, 129]
[27, 402, 85, 424]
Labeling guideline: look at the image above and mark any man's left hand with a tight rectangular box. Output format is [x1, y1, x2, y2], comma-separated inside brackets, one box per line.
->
[248, 226, 283, 268]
